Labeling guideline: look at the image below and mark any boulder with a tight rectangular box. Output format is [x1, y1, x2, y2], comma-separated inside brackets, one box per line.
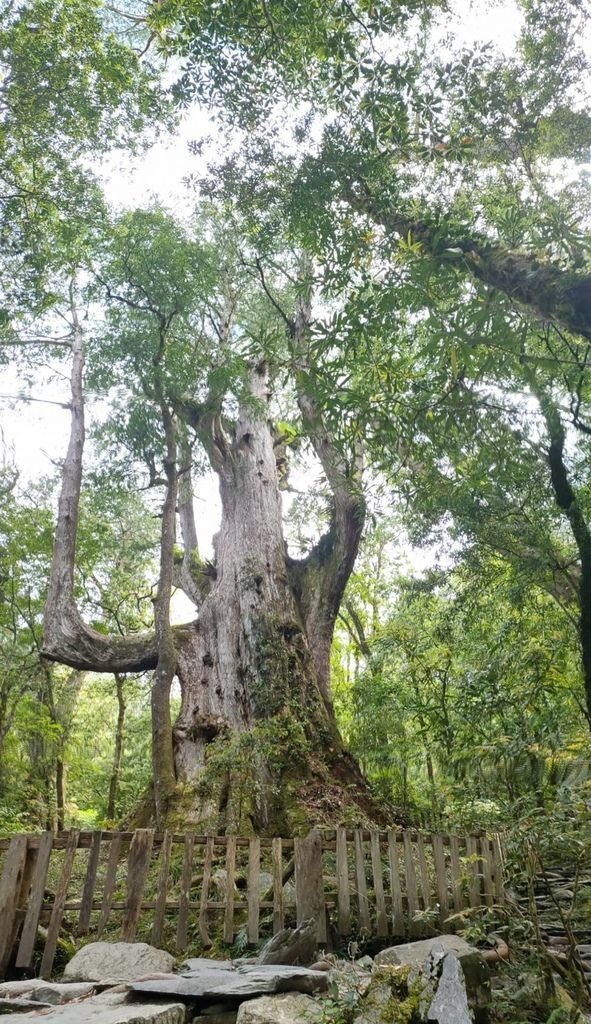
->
[8, 999, 186, 1023]
[256, 920, 317, 966]
[130, 964, 328, 1003]
[424, 951, 472, 1024]
[236, 993, 323, 1023]
[374, 935, 478, 969]
[63, 942, 175, 983]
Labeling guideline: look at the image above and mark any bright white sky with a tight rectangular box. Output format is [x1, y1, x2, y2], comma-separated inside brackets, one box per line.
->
[0, 0, 530, 614]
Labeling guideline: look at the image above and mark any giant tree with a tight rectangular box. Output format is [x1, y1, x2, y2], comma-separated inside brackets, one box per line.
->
[40, 209, 378, 831]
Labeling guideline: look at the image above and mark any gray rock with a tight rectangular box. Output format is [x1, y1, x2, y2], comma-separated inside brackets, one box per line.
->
[63, 942, 175, 983]
[256, 920, 317, 966]
[130, 964, 328, 1003]
[426, 952, 473, 1024]
[0, 996, 54, 1011]
[236, 993, 324, 1023]
[375, 935, 477, 969]
[0, 980, 39, 997]
[30, 982, 95, 1004]
[181, 959, 235, 973]
[7, 999, 186, 1023]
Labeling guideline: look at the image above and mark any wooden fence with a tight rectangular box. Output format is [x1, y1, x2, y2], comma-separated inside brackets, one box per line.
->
[0, 828, 504, 981]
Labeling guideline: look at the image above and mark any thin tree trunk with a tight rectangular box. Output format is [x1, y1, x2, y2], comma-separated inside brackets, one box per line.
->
[106, 673, 126, 821]
[151, 373, 179, 825]
[533, 385, 591, 728]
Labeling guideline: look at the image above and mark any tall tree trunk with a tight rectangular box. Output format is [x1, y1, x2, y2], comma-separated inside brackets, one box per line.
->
[106, 673, 126, 822]
[532, 385, 591, 728]
[151, 391, 179, 825]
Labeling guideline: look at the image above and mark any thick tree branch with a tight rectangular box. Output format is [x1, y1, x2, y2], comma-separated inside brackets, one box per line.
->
[347, 180, 591, 342]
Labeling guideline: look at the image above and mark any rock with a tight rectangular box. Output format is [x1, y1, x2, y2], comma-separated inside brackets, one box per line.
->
[63, 942, 175, 983]
[353, 965, 420, 1024]
[425, 952, 473, 1024]
[375, 934, 490, 1013]
[0, 980, 39, 997]
[130, 964, 328, 1003]
[192, 1014, 237, 1024]
[0, 996, 54, 1011]
[236, 993, 323, 1023]
[30, 982, 95, 1004]
[8, 999, 186, 1023]
[181, 959, 236, 973]
[256, 920, 317, 966]
[309, 960, 332, 971]
[374, 935, 478, 969]
[356, 956, 374, 970]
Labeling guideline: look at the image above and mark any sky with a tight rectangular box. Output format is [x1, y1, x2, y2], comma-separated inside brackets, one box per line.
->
[1, 0, 531, 614]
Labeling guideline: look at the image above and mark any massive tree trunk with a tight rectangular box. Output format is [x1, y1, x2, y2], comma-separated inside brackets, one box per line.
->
[173, 359, 369, 831]
[42, 297, 380, 833]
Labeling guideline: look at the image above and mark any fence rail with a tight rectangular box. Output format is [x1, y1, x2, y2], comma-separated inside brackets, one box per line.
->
[0, 828, 504, 981]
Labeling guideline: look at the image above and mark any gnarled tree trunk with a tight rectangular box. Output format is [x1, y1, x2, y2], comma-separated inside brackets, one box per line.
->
[42, 296, 380, 833]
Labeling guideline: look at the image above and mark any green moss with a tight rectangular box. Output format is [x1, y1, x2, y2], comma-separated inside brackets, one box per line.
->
[362, 966, 424, 1024]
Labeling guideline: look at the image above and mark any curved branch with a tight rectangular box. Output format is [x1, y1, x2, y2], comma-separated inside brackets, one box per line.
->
[41, 288, 189, 674]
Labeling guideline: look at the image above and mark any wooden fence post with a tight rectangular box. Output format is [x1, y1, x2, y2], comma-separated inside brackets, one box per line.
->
[295, 830, 326, 943]
[0, 834, 28, 977]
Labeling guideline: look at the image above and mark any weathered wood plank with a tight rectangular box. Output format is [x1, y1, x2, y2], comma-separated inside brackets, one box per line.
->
[370, 831, 388, 937]
[40, 830, 80, 979]
[0, 835, 28, 977]
[152, 830, 172, 948]
[354, 830, 370, 934]
[97, 835, 122, 936]
[432, 834, 449, 927]
[403, 830, 419, 934]
[294, 830, 326, 943]
[416, 833, 432, 910]
[77, 831, 102, 936]
[224, 836, 237, 944]
[480, 837, 494, 906]
[122, 829, 154, 942]
[9, 843, 39, 961]
[198, 836, 214, 948]
[449, 835, 465, 912]
[271, 837, 284, 935]
[176, 834, 195, 952]
[387, 831, 404, 936]
[465, 835, 481, 908]
[16, 832, 54, 969]
[491, 834, 505, 904]
[336, 827, 351, 936]
[247, 837, 261, 944]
